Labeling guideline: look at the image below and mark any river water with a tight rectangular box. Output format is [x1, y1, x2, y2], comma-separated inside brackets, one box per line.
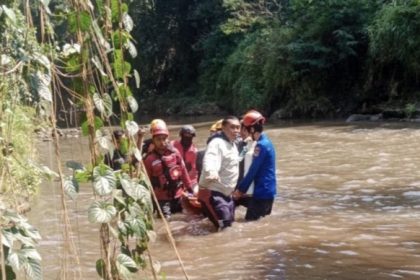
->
[31, 121, 420, 279]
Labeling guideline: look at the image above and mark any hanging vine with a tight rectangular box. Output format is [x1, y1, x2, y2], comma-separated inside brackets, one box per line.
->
[1, 0, 156, 279]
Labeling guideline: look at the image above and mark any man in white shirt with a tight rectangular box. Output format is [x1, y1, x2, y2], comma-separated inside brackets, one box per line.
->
[198, 116, 241, 230]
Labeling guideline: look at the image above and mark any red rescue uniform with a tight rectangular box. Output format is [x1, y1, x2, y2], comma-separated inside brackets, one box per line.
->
[171, 140, 198, 186]
[144, 146, 192, 201]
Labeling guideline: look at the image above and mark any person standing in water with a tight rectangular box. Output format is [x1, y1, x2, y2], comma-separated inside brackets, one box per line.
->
[233, 110, 277, 221]
[198, 116, 241, 230]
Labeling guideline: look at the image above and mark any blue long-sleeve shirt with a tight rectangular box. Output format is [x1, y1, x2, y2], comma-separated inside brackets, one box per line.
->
[238, 133, 277, 199]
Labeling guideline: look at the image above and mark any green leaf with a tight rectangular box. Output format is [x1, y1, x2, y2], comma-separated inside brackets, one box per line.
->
[113, 60, 131, 79]
[0, 265, 16, 280]
[95, 258, 106, 278]
[65, 55, 81, 73]
[129, 217, 147, 239]
[63, 176, 79, 200]
[74, 169, 91, 183]
[79, 11, 92, 32]
[66, 161, 84, 170]
[68, 11, 91, 33]
[127, 96, 138, 113]
[81, 117, 104, 136]
[116, 254, 138, 278]
[93, 165, 116, 196]
[88, 201, 117, 223]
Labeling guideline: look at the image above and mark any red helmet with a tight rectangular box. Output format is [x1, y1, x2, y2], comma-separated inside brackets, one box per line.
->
[150, 119, 169, 136]
[242, 110, 266, 127]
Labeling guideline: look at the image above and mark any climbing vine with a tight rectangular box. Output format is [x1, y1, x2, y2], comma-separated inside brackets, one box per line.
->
[1, 0, 156, 279]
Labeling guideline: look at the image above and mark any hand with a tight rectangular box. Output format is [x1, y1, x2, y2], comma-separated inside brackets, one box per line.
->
[187, 195, 201, 208]
[205, 175, 219, 181]
[232, 190, 243, 200]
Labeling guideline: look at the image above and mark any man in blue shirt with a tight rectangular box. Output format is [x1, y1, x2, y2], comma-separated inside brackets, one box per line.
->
[233, 110, 277, 221]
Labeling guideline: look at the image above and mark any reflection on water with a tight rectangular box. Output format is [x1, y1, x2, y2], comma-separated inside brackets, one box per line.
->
[30, 121, 420, 279]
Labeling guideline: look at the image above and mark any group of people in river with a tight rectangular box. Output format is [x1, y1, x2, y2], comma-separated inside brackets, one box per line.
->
[105, 110, 277, 231]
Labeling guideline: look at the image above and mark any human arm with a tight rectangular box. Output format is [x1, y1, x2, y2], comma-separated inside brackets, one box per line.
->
[237, 144, 266, 193]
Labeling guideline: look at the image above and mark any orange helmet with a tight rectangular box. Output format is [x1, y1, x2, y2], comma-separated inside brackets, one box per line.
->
[242, 110, 266, 127]
[150, 119, 169, 136]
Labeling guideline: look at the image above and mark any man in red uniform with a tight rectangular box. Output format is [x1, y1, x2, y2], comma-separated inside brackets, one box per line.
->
[171, 125, 201, 211]
[143, 120, 193, 219]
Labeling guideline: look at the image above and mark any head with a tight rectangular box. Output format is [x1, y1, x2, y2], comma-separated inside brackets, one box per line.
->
[221, 116, 240, 142]
[242, 110, 265, 140]
[150, 119, 169, 152]
[179, 125, 196, 148]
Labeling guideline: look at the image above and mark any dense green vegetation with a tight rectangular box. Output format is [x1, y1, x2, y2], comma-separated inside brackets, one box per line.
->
[131, 0, 420, 117]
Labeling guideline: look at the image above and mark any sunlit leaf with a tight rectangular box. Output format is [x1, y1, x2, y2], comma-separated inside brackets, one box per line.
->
[23, 257, 42, 280]
[91, 56, 107, 76]
[1, 229, 15, 248]
[131, 147, 142, 161]
[96, 129, 113, 151]
[133, 69, 140, 89]
[92, 20, 111, 51]
[7, 251, 22, 271]
[20, 247, 42, 261]
[125, 120, 138, 136]
[126, 41, 137, 58]
[88, 201, 117, 223]
[2, 5, 16, 24]
[93, 165, 116, 195]
[122, 13, 134, 32]
[63, 176, 79, 200]
[127, 96, 138, 113]
[116, 253, 137, 279]
[112, 189, 126, 206]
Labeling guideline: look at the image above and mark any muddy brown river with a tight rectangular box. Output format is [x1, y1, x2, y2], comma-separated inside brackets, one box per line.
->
[31, 121, 420, 279]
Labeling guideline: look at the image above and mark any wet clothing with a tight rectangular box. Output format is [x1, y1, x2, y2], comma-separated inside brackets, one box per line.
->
[237, 133, 276, 220]
[245, 198, 274, 220]
[171, 140, 198, 185]
[144, 145, 192, 217]
[199, 132, 239, 229]
[198, 189, 235, 229]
